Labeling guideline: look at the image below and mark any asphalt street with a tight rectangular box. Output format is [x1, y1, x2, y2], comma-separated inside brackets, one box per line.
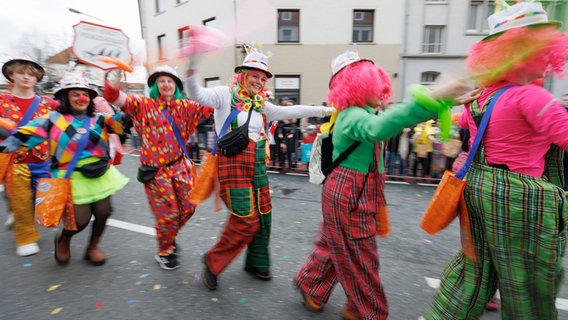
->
[0, 154, 566, 320]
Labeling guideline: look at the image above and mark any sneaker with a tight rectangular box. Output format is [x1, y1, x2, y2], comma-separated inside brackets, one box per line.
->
[154, 254, 179, 270]
[244, 265, 272, 281]
[202, 255, 218, 290]
[16, 243, 40, 257]
[5, 213, 13, 229]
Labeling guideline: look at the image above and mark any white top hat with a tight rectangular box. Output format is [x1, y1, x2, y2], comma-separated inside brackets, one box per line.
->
[147, 65, 183, 90]
[234, 52, 272, 78]
[486, 1, 560, 39]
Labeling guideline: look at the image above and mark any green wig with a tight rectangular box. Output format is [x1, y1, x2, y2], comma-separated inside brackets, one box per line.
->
[149, 83, 182, 99]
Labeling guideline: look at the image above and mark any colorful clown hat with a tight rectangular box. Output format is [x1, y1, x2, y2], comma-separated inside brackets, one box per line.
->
[53, 75, 98, 100]
[484, 1, 561, 40]
[234, 52, 272, 78]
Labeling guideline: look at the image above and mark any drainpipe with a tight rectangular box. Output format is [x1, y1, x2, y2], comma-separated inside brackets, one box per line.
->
[400, 0, 410, 100]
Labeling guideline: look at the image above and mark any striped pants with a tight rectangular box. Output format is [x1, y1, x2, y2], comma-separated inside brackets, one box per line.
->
[425, 162, 567, 319]
[295, 167, 388, 320]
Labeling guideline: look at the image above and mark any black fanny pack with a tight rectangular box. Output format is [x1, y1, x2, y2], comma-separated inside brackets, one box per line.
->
[76, 159, 109, 178]
[217, 109, 252, 157]
[137, 155, 182, 183]
[137, 165, 159, 183]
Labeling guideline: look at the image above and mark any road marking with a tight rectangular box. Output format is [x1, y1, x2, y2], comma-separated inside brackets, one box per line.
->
[107, 218, 156, 236]
[425, 277, 568, 311]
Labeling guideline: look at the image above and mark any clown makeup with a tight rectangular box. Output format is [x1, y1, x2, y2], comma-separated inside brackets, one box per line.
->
[242, 70, 268, 96]
[156, 75, 177, 100]
[67, 89, 91, 114]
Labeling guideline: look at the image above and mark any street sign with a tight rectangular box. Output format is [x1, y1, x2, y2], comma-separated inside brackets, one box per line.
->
[71, 21, 133, 71]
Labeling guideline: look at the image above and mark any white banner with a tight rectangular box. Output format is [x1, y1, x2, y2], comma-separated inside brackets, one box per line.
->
[72, 21, 133, 70]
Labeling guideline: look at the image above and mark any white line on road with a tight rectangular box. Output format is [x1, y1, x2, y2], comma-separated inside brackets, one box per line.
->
[425, 277, 568, 311]
[106, 218, 156, 236]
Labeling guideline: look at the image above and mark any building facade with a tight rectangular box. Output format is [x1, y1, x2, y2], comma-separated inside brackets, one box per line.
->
[402, 0, 568, 98]
[137, 0, 404, 105]
[137, 0, 567, 104]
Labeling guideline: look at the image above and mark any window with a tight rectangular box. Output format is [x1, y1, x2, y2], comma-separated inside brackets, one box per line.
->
[352, 10, 374, 43]
[467, 1, 493, 32]
[205, 77, 220, 88]
[156, 0, 165, 13]
[274, 75, 301, 104]
[178, 26, 190, 49]
[421, 71, 440, 84]
[203, 17, 216, 28]
[422, 26, 445, 53]
[278, 10, 299, 43]
[157, 34, 166, 60]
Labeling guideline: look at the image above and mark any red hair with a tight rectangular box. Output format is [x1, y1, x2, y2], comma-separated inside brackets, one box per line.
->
[467, 26, 568, 86]
[327, 60, 392, 111]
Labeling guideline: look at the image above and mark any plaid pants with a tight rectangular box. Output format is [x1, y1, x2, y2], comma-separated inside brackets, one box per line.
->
[207, 140, 272, 275]
[295, 166, 388, 320]
[426, 161, 567, 319]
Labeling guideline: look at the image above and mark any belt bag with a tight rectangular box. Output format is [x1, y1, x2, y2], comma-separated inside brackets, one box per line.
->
[217, 125, 250, 157]
[77, 159, 109, 178]
[137, 165, 159, 183]
[217, 110, 253, 157]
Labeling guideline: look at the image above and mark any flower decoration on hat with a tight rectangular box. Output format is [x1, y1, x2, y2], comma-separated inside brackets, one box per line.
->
[234, 43, 273, 78]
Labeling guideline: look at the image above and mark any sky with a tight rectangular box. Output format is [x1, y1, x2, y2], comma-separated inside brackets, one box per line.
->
[0, 0, 146, 81]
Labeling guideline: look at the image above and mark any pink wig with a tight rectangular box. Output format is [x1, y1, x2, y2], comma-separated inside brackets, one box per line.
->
[467, 26, 568, 86]
[327, 60, 392, 111]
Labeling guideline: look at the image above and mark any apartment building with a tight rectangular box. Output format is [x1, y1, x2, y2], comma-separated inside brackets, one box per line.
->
[402, 0, 568, 98]
[138, 0, 568, 104]
[137, 0, 405, 104]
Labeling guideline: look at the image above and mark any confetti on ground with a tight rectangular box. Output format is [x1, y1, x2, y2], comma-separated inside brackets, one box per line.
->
[416, 194, 423, 197]
[51, 308, 63, 315]
[211, 298, 218, 302]
[130, 260, 137, 264]
[199, 218, 206, 220]
[294, 221, 302, 224]
[48, 284, 61, 292]
[283, 256, 290, 259]
[153, 284, 161, 290]
[182, 279, 190, 285]
[239, 298, 247, 303]
[139, 274, 149, 278]
[423, 239, 432, 244]
[126, 300, 137, 305]
[23, 263, 32, 267]
[194, 224, 201, 226]
[194, 273, 201, 281]
[96, 302, 104, 309]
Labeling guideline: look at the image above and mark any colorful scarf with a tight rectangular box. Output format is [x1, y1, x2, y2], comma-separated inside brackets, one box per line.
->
[231, 87, 265, 112]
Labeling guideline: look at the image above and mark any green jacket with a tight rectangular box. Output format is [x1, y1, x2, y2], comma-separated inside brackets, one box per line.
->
[333, 101, 437, 173]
